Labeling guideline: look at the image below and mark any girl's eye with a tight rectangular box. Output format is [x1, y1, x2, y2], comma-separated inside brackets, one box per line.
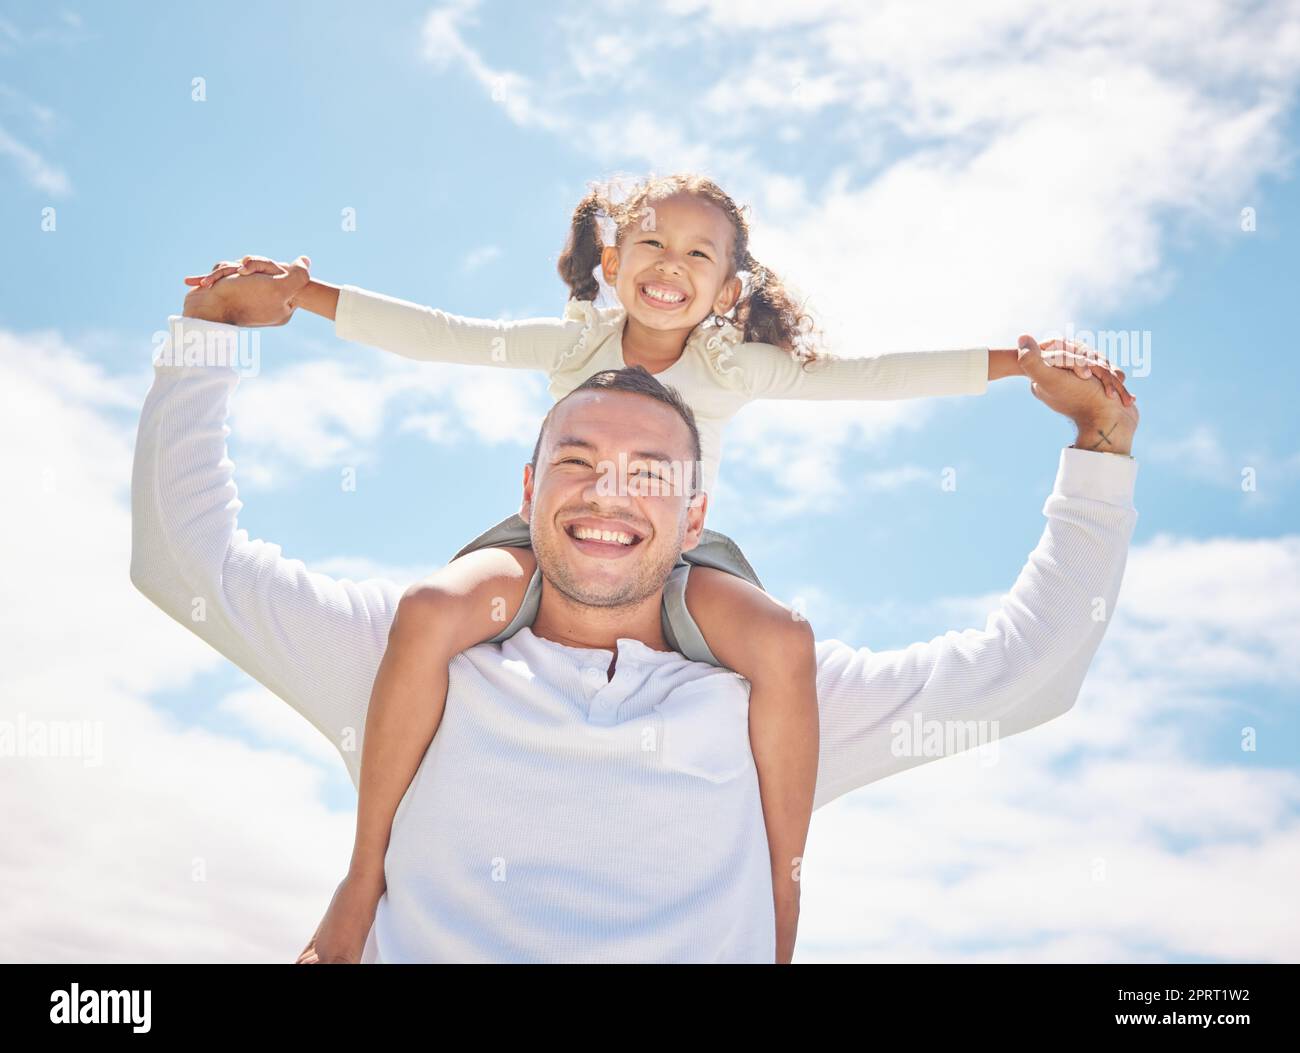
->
[641, 238, 709, 260]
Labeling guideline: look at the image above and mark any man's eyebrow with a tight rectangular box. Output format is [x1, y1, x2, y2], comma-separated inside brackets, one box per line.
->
[553, 437, 677, 463]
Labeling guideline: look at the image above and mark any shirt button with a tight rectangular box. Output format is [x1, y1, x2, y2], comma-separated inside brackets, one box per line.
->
[583, 667, 605, 688]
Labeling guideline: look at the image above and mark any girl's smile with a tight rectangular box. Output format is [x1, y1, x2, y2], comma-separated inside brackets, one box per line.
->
[637, 281, 690, 311]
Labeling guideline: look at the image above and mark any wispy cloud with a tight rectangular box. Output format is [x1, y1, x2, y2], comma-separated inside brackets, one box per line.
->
[462, 244, 501, 272]
[803, 530, 1300, 962]
[414, 0, 1300, 514]
[226, 350, 549, 489]
[0, 326, 354, 961]
[1149, 424, 1300, 499]
[420, 0, 566, 132]
[0, 123, 70, 196]
[0, 8, 90, 52]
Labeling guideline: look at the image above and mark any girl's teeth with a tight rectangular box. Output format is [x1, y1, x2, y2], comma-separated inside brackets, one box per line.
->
[643, 286, 684, 304]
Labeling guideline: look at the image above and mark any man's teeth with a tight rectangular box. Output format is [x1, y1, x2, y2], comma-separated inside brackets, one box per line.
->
[642, 285, 685, 304]
[572, 526, 637, 545]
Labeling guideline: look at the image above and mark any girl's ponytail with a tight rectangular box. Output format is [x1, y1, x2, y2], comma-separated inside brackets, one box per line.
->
[737, 251, 818, 360]
[556, 189, 607, 302]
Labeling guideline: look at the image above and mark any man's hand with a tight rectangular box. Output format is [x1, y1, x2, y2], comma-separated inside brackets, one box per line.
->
[1018, 334, 1139, 456]
[181, 254, 311, 327]
[989, 339, 1134, 405]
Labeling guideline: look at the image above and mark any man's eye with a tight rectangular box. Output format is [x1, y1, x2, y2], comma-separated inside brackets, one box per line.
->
[635, 467, 665, 481]
[560, 458, 590, 467]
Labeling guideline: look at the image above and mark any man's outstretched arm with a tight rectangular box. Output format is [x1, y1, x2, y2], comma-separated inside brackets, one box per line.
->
[811, 337, 1140, 811]
[130, 303, 397, 788]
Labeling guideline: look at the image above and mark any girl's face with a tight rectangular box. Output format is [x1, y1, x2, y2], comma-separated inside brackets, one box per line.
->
[601, 192, 742, 334]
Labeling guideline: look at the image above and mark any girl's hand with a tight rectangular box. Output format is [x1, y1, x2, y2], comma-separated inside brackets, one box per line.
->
[1039, 337, 1135, 405]
[183, 254, 309, 289]
[295, 869, 384, 964]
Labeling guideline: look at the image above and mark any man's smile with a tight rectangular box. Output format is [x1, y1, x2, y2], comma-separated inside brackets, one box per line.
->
[563, 516, 647, 560]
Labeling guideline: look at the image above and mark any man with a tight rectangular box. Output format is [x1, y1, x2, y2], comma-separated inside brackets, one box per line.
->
[130, 261, 1140, 963]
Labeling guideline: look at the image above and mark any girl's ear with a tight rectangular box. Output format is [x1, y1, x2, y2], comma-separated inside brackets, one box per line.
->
[715, 274, 743, 315]
[599, 245, 620, 286]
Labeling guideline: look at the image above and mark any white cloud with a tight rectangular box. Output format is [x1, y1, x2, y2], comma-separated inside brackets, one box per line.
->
[218, 685, 345, 767]
[5, 321, 1297, 962]
[462, 244, 501, 272]
[0, 123, 70, 196]
[802, 530, 1300, 961]
[419, 0, 566, 132]
[309, 555, 435, 589]
[0, 326, 354, 962]
[412, 0, 1300, 515]
[1149, 425, 1300, 497]
[227, 350, 549, 488]
[859, 463, 933, 491]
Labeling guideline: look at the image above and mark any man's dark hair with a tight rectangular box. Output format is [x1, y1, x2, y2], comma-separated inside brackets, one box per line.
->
[529, 366, 703, 496]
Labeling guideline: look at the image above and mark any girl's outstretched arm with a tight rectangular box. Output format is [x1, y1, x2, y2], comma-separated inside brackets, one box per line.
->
[185, 256, 582, 373]
[742, 339, 1132, 402]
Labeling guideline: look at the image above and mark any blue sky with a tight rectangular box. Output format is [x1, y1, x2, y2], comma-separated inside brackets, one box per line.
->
[2, 0, 1298, 962]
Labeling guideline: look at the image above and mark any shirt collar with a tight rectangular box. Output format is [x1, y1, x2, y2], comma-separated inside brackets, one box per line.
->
[511, 625, 685, 667]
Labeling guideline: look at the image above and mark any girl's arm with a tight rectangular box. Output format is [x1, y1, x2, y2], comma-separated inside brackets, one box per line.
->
[187, 258, 581, 373]
[742, 342, 1132, 402]
[743, 342, 993, 401]
[326, 281, 580, 373]
[293, 278, 342, 320]
[681, 568, 818, 964]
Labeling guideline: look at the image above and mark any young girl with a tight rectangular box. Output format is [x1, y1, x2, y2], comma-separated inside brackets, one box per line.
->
[189, 174, 1131, 964]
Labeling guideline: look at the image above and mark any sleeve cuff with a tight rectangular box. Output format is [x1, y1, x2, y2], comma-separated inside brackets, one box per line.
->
[1054, 445, 1139, 508]
[155, 315, 252, 375]
[966, 347, 990, 395]
[333, 283, 376, 344]
[333, 284, 358, 340]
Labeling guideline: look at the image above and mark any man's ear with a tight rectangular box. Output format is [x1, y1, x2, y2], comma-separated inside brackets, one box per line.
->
[679, 488, 709, 554]
[599, 245, 620, 286]
[519, 462, 534, 524]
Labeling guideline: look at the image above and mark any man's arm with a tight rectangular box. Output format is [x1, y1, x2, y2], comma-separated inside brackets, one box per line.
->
[811, 335, 1140, 810]
[812, 447, 1137, 809]
[130, 314, 398, 786]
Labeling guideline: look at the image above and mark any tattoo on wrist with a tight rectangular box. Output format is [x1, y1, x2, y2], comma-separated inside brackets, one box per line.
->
[1081, 422, 1118, 450]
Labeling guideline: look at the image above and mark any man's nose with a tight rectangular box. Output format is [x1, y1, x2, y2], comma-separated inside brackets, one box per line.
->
[581, 470, 640, 509]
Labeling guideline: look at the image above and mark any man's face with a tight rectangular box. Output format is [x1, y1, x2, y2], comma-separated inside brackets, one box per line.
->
[521, 390, 707, 610]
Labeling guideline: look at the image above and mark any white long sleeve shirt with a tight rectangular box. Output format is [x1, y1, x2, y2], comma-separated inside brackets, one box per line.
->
[333, 285, 991, 495]
[130, 315, 1140, 963]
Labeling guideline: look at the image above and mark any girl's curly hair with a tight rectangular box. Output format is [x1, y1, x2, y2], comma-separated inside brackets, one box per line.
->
[556, 172, 821, 363]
